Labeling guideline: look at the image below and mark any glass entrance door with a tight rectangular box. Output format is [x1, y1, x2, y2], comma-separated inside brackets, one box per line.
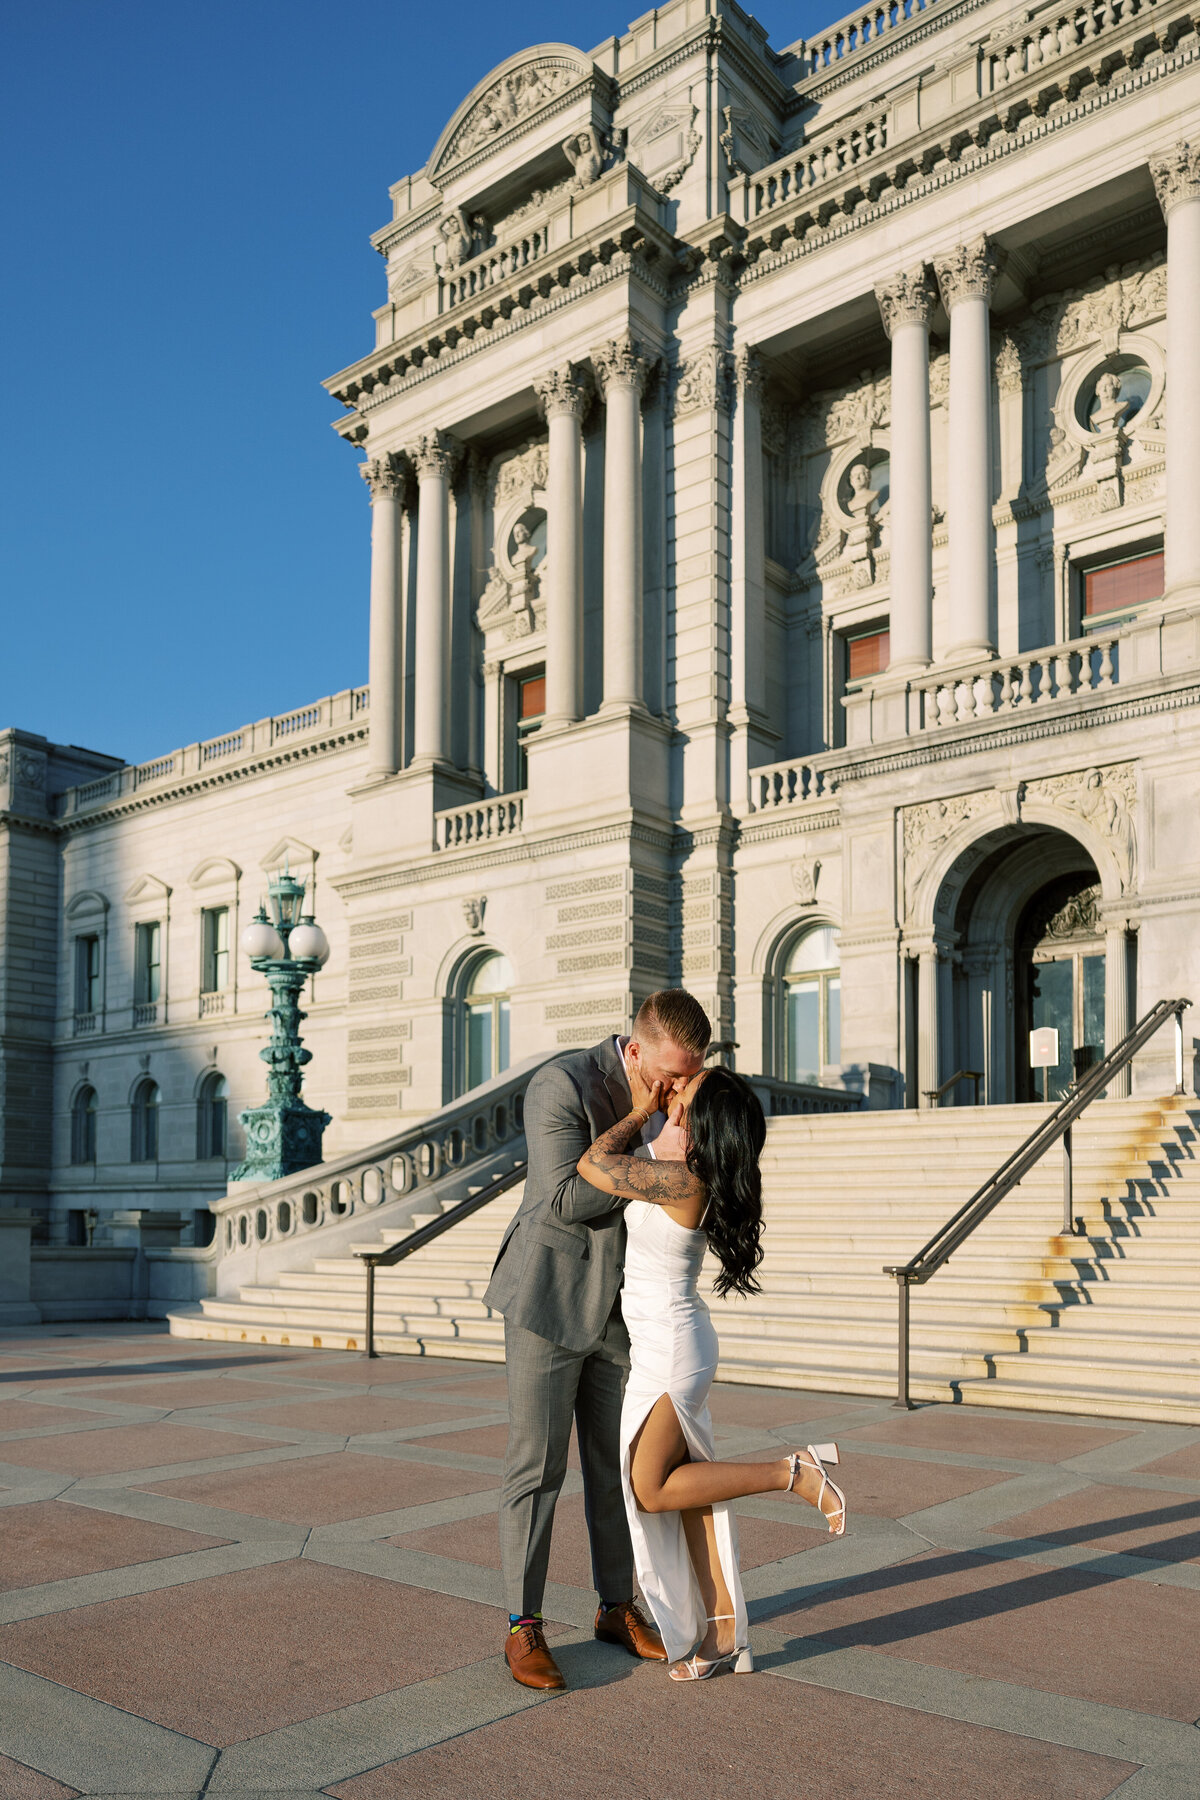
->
[1029, 951, 1105, 1100]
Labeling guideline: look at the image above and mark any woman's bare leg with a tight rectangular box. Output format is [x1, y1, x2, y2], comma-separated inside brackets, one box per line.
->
[630, 1393, 838, 1520]
[681, 1507, 734, 1657]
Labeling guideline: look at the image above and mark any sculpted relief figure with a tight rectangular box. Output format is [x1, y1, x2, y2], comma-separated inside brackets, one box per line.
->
[845, 462, 881, 586]
[1090, 370, 1130, 436]
[438, 209, 473, 271]
[563, 127, 603, 191]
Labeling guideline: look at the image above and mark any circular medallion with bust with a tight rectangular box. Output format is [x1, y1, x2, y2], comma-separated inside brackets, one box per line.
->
[485, 990, 847, 1694]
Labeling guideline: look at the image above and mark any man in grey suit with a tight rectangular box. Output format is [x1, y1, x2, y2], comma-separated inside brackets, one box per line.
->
[485, 989, 712, 1690]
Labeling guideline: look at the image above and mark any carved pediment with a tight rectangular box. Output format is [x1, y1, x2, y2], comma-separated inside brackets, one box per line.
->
[429, 46, 593, 176]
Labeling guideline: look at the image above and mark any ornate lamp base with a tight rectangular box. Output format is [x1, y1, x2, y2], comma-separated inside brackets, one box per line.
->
[231, 1101, 332, 1184]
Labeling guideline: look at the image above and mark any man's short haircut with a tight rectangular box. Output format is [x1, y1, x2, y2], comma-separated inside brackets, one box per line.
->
[632, 989, 711, 1059]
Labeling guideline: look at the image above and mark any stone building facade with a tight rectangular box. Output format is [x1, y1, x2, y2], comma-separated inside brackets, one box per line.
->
[5, 0, 1200, 1247]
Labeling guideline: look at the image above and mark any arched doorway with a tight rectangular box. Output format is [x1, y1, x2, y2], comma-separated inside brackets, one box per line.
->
[911, 823, 1130, 1105]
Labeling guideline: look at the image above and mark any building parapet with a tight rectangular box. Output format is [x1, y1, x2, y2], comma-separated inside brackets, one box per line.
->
[57, 686, 370, 824]
[434, 793, 525, 852]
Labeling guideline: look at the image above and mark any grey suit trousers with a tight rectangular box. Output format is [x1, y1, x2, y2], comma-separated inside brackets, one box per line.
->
[500, 1305, 635, 1617]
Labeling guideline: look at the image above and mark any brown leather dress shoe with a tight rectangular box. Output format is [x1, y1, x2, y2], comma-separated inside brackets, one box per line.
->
[505, 1622, 567, 1690]
[594, 1599, 668, 1661]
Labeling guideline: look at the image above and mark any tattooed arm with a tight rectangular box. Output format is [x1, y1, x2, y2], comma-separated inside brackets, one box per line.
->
[577, 1109, 706, 1211]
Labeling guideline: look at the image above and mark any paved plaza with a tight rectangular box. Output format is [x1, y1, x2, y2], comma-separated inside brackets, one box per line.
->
[0, 1325, 1197, 1799]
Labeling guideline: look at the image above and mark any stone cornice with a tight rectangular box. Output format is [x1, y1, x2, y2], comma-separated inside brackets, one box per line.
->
[333, 818, 676, 896]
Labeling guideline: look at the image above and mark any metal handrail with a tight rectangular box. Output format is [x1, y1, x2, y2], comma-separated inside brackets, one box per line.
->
[885, 997, 1191, 1409]
[925, 1068, 983, 1107]
[357, 1161, 527, 1358]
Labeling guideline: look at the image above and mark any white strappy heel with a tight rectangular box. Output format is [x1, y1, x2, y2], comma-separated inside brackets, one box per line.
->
[668, 1615, 754, 1681]
[787, 1442, 847, 1538]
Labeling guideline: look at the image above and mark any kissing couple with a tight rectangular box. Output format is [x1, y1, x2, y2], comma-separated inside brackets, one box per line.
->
[484, 987, 848, 1689]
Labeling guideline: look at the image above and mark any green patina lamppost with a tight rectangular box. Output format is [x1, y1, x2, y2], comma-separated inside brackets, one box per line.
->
[231, 866, 332, 1183]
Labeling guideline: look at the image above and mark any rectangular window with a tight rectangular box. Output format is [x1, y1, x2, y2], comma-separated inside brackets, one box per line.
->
[846, 628, 890, 682]
[202, 907, 230, 993]
[1084, 551, 1163, 618]
[134, 921, 161, 1004]
[513, 668, 545, 791]
[75, 935, 101, 1014]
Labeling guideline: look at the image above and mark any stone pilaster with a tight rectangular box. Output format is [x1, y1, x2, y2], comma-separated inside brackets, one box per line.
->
[876, 267, 937, 673]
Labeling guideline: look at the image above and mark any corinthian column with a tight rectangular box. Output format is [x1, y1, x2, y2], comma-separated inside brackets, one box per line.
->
[1152, 142, 1200, 608]
[409, 430, 461, 765]
[593, 333, 650, 710]
[876, 267, 937, 673]
[534, 364, 591, 728]
[361, 454, 406, 779]
[935, 237, 1000, 662]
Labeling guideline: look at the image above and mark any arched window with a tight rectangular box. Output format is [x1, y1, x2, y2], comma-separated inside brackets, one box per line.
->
[131, 1079, 160, 1163]
[71, 1086, 97, 1164]
[781, 927, 841, 1083]
[197, 1073, 228, 1160]
[461, 953, 513, 1092]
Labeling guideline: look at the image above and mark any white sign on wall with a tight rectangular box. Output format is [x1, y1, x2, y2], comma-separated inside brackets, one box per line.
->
[1029, 1027, 1060, 1067]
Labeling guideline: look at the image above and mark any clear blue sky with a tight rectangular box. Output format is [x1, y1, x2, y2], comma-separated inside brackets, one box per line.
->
[1, 1, 818, 765]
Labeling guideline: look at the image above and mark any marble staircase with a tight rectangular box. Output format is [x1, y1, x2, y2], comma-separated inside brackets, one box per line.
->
[168, 1094, 1200, 1423]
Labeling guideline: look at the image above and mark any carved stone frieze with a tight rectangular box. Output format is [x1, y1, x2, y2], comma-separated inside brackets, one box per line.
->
[791, 857, 821, 905]
[994, 334, 1023, 394]
[445, 61, 581, 164]
[671, 345, 735, 418]
[801, 368, 890, 451]
[875, 265, 937, 337]
[735, 346, 764, 400]
[902, 790, 996, 913]
[1151, 140, 1200, 216]
[934, 235, 1001, 310]
[462, 895, 487, 936]
[492, 438, 548, 505]
[15, 749, 46, 792]
[1023, 764, 1136, 891]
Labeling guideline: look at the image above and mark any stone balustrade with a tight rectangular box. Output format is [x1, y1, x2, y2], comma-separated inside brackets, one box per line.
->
[985, 0, 1160, 91]
[57, 685, 370, 820]
[747, 759, 838, 814]
[434, 794, 524, 851]
[742, 109, 890, 221]
[209, 1056, 549, 1297]
[917, 632, 1120, 729]
[796, 0, 947, 81]
[443, 227, 549, 312]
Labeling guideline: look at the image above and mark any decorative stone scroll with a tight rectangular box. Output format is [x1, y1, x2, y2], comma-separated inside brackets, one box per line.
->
[408, 431, 463, 483]
[1151, 140, 1200, 217]
[901, 790, 995, 914]
[1024, 764, 1136, 892]
[671, 345, 734, 418]
[360, 454, 406, 504]
[592, 332, 651, 399]
[534, 364, 592, 422]
[875, 265, 937, 338]
[791, 858, 821, 905]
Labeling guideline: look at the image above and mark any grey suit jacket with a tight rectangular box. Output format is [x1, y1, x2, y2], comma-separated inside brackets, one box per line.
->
[484, 1037, 636, 1353]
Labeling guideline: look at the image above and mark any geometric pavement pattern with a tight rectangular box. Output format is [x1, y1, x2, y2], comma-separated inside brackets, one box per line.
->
[1, 1324, 1198, 1799]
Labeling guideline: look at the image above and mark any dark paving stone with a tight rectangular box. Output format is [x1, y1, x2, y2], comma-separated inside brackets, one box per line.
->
[0, 1752, 81, 1798]
[846, 1411, 1134, 1463]
[986, 1483, 1200, 1563]
[326, 1660, 1138, 1800]
[0, 1402, 117, 1432]
[1138, 1440, 1200, 1481]
[0, 1423, 282, 1476]
[0, 1500, 231, 1591]
[0, 1561, 538, 1747]
[141, 1450, 498, 1525]
[707, 1387, 874, 1428]
[725, 1446, 1014, 1518]
[389, 1492, 826, 1590]
[768, 1546, 1200, 1720]
[233, 1395, 494, 1434]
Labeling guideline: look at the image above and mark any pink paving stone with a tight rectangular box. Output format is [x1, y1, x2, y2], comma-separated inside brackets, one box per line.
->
[725, 1446, 1014, 1517]
[985, 1483, 1200, 1563]
[0, 1402, 120, 1432]
[0, 1500, 231, 1591]
[0, 1753, 80, 1799]
[417, 1422, 581, 1466]
[769, 1546, 1200, 1719]
[140, 1449, 499, 1524]
[0, 1423, 283, 1476]
[251, 1354, 475, 1382]
[420, 1377, 510, 1404]
[325, 1662, 1137, 1800]
[707, 1386, 874, 1428]
[389, 1491, 826, 1589]
[846, 1410, 1134, 1463]
[0, 1561, 544, 1747]
[1138, 1439, 1200, 1480]
[231, 1395, 495, 1434]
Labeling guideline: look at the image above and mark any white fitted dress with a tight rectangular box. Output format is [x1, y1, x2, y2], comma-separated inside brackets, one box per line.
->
[618, 1198, 748, 1661]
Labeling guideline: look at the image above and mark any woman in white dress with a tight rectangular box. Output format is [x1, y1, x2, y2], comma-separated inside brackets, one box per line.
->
[576, 1063, 848, 1682]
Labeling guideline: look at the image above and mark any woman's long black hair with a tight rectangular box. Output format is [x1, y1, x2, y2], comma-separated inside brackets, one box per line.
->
[685, 1066, 766, 1297]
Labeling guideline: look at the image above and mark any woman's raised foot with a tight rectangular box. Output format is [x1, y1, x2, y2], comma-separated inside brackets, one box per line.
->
[785, 1442, 847, 1537]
